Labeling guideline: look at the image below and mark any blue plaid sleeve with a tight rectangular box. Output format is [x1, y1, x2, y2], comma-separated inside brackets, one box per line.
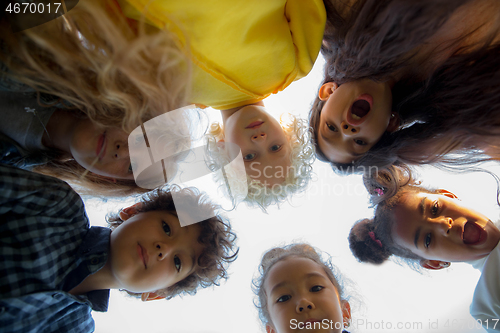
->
[0, 163, 90, 298]
[0, 293, 95, 333]
[0, 163, 85, 219]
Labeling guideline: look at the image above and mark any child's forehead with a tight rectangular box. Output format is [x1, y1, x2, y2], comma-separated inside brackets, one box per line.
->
[266, 256, 329, 285]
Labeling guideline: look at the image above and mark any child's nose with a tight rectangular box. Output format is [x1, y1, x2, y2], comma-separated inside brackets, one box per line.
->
[251, 132, 267, 142]
[341, 121, 358, 136]
[296, 298, 315, 313]
[114, 143, 130, 159]
[154, 242, 172, 261]
[435, 217, 453, 235]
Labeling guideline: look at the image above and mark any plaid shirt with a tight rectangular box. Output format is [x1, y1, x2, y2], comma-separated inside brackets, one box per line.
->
[0, 164, 111, 333]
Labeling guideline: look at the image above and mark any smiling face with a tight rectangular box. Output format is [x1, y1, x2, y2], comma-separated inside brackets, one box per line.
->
[317, 79, 395, 164]
[392, 191, 500, 262]
[264, 257, 348, 333]
[109, 209, 204, 293]
[70, 118, 134, 180]
[223, 105, 291, 186]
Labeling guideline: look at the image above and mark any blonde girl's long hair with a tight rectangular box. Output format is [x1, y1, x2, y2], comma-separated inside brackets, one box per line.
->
[1, 0, 191, 133]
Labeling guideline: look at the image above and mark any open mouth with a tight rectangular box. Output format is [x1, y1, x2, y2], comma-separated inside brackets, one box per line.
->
[246, 121, 264, 129]
[96, 132, 107, 159]
[463, 221, 486, 245]
[347, 94, 373, 125]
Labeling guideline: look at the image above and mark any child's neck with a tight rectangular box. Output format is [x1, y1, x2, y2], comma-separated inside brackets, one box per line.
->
[68, 259, 117, 295]
[42, 110, 81, 158]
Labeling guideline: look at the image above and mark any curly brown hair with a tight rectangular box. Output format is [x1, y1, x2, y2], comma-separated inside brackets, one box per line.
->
[107, 185, 238, 299]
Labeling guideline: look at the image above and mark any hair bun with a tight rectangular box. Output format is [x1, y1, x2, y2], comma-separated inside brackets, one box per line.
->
[349, 218, 390, 264]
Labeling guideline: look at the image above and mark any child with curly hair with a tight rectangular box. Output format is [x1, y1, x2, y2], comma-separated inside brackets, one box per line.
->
[112, 0, 326, 208]
[0, 88, 193, 197]
[253, 243, 352, 333]
[349, 166, 500, 332]
[1, 0, 193, 196]
[0, 163, 238, 332]
[205, 105, 315, 211]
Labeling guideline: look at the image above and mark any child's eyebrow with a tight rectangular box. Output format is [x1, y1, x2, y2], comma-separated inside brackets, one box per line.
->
[413, 197, 427, 249]
[269, 272, 326, 295]
[187, 252, 196, 274]
[414, 227, 421, 249]
[419, 197, 426, 217]
[414, 197, 426, 249]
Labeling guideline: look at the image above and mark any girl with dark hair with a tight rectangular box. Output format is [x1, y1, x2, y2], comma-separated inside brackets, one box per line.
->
[253, 243, 353, 333]
[348, 167, 500, 332]
[310, 0, 500, 173]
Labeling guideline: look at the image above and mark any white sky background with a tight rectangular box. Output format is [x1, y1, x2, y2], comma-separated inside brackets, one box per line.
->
[86, 56, 497, 333]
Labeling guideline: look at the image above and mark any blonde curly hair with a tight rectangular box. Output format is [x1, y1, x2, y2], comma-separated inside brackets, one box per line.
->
[1, 0, 191, 132]
[205, 114, 315, 211]
[1, 0, 194, 197]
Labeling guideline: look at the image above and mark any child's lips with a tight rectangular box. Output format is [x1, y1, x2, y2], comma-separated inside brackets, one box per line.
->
[96, 132, 107, 159]
[347, 94, 373, 126]
[463, 221, 487, 245]
[246, 121, 264, 129]
[137, 243, 148, 269]
[305, 318, 321, 323]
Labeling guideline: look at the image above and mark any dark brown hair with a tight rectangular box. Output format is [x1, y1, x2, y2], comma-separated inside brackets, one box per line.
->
[349, 166, 437, 264]
[108, 185, 239, 299]
[309, 0, 500, 173]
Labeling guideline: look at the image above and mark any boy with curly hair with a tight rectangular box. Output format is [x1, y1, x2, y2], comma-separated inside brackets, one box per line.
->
[0, 163, 238, 333]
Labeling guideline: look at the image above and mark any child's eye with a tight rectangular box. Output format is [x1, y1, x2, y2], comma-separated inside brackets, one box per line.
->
[311, 285, 324, 292]
[162, 221, 171, 236]
[354, 139, 367, 146]
[243, 153, 256, 161]
[424, 233, 432, 248]
[277, 295, 291, 303]
[431, 201, 440, 216]
[326, 123, 337, 132]
[174, 256, 181, 272]
[270, 145, 282, 152]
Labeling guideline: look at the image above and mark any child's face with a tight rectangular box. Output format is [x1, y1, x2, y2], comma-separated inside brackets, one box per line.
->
[264, 256, 347, 333]
[109, 209, 204, 293]
[223, 105, 290, 186]
[70, 118, 134, 180]
[392, 191, 500, 262]
[317, 79, 395, 164]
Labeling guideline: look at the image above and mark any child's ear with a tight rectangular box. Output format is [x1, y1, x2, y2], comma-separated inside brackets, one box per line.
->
[341, 300, 352, 328]
[420, 259, 451, 270]
[119, 202, 143, 221]
[386, 113, 400, 132]
[265, 323, 276, 333]
[436, 189, 458, 199]
[140, 292, 165, 302]
[318, 82, 339, 101]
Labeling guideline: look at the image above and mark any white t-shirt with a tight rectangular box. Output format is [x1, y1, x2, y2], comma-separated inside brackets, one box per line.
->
[470, 241, 500, 332]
